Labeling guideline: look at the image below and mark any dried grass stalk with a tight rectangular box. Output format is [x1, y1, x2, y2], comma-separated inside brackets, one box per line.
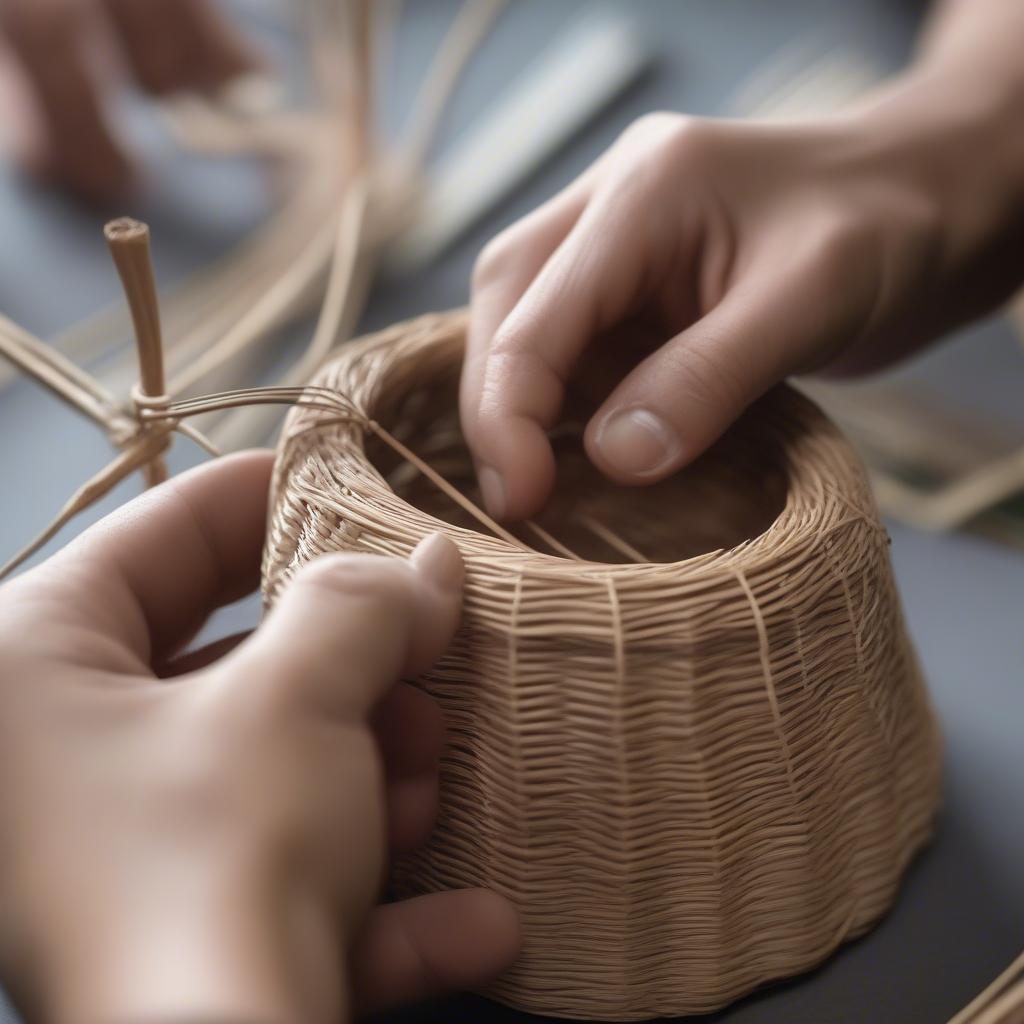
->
[264, 309, 943, 1020]
[950, 951, 1024, 1024]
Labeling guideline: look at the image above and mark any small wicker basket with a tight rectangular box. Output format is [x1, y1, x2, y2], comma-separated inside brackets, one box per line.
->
[264, 309, 942, 1020]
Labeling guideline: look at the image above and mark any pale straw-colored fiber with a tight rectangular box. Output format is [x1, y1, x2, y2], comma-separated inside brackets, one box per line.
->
[950, 952, 1024, 1024]
[263, 309, 943, 1020]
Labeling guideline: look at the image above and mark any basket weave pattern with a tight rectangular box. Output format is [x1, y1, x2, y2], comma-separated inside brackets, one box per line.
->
[264, 310, 942, 1020]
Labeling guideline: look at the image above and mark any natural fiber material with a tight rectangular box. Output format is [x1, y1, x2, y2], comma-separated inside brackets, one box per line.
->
[264, 309, 943, 1020]
[951, 952, 1024, 1024]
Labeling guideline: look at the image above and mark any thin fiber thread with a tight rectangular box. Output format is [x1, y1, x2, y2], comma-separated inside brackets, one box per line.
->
[263, 309, 943, 1020]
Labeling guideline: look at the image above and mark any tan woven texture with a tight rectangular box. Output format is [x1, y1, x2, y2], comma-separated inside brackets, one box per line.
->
[264, 309, 943, 1020]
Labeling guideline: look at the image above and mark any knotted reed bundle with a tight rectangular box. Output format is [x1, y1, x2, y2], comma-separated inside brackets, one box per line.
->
[264, 309, 943, 1020]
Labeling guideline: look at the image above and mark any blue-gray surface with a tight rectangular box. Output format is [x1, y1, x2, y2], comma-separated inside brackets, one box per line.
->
[0, 2, 1021, 1023]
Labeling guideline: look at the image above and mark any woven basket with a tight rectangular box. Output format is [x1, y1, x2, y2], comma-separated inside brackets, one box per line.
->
[264, 309, 942, 1020]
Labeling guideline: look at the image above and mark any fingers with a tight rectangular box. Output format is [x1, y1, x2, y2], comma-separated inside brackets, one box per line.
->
[351, 890, 521, 1014]
[374, 683, 445, 852]
[229, 534, 464, 721]
[461, 185, 591, 518]
[1, 0, 258, 199]
[374, 683, 444, 781]
[1, 0, 131, 200]
[103, 0, 259, 95]
[584, 267, 830, 483]
[462, 164, 684, 520]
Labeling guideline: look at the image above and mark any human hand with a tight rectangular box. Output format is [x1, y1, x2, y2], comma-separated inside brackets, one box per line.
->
[0, 0, 259, 200]
[461, 98, 1024, 521]
[0, 452, 519, 1024]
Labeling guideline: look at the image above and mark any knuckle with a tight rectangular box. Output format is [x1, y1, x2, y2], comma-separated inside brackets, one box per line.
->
[667, 337, 749, 415]
[624, 113, 719, 168]
[483, 324, 563, 404]
[487, 319, 525, 361]
[660, 117, 720, 169]
[472, 228, 524, 291]
[802, 206, 869, 285]
[801, 187, 943, 310]
[620, 111, 684, 144]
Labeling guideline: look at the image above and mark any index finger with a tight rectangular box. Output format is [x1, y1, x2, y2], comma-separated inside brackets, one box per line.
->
[463, 179, 660, 521]
[461, 185, 593, 522]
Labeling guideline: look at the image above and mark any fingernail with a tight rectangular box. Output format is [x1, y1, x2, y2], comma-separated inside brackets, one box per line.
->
[478, 465, 506, 520]
[595, 408, 680, 478]
[410, 533, 464, 591]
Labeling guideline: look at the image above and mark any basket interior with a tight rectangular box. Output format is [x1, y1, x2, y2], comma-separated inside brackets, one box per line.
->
[366, 351, 791, 564]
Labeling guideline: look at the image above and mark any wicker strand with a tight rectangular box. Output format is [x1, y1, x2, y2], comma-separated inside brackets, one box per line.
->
[950, 952, 1024, 1024]
[0, 434, 171, 579]
[0, 367, 545, 579]
[208, 174, 373, 449]
[400, 0, 508, 169]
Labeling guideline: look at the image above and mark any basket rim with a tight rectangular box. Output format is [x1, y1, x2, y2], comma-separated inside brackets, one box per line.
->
[276, 309, 878, 583]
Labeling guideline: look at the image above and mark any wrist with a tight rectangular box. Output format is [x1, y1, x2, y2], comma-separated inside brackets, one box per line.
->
[844, 66, 1024, 263]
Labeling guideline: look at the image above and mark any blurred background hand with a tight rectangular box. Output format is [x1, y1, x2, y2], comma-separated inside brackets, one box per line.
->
[0, 0, 259, 201]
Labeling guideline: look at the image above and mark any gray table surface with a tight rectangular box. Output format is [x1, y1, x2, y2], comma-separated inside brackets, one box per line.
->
[0, 3, 1021, 1022]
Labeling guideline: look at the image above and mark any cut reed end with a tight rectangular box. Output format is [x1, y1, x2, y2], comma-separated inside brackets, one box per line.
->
[103, 218, 165, 403]
[103, 218, 169, 490]
[104, 217, 149, 246]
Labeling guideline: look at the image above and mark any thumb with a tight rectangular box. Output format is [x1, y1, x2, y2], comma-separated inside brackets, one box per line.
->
[227, 534, 463, 720]
[585, 275, 819, 483]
